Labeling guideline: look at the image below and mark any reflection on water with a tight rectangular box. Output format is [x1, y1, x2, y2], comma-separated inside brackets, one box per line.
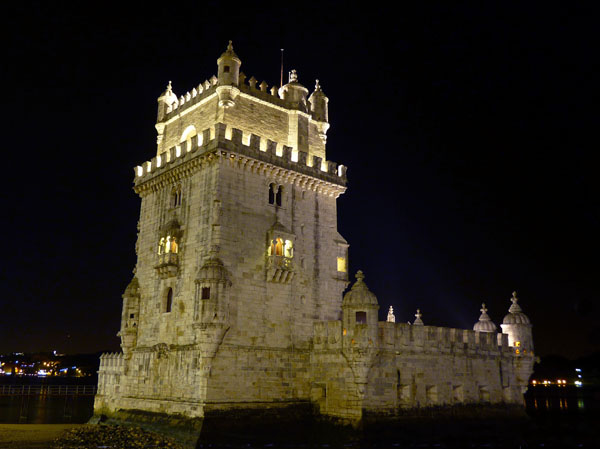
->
[0, 377, 96, 424]
[0, 394, 95, 424]
[525, 385, 596, 414]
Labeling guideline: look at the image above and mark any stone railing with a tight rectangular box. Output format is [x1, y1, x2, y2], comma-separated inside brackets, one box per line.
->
[267, 255, 293, 270]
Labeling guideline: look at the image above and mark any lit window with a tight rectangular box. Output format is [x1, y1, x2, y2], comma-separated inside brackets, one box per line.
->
[337, 257, 347, 272]
[270, 238, 284, 256]
[165, 236, 178, 253]
[515, 341, 521, 347]
[284, 240, 293, 258]
[158, 237, 166, 255]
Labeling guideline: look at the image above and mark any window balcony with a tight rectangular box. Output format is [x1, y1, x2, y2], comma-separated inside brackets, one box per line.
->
[267, 255, 294, 283]
[155, 252, 179, 278]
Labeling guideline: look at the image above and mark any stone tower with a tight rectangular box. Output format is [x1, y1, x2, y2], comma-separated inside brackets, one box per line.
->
[95, 41, 349, 420]
[95, 42, 535, 435]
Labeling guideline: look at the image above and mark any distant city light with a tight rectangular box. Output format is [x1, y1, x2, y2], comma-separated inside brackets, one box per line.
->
[575, 368, 581, 372]
[574, 380, 582, 387]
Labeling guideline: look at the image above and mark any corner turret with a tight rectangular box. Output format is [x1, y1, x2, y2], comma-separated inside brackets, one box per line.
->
[500, 292, 533, 354]
[473, 303, 498, 333]
[308, 79, 330, 142]
[216, 41, 241, 107]
[118, 276, 140, 355]
[217, 40, 241, 86]
[155, 81, 177, 148]
[308, 79, 329, 122]
[279, 70, 309, 111]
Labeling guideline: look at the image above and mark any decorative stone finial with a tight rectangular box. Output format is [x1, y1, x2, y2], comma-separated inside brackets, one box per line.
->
[315, 79, 321, 91]
[289, 69, 298, 83]
[227, 40, 233, 51]
[355, 270, 364, 282]
[413, 309, 424, 326]
[481, 303, 488, 314]
[387, 306, 395, 323]
[509, 291, 523, 313]
[167, 80, 172, 92]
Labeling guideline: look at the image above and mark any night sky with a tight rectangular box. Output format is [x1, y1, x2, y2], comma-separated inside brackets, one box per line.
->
[3, 2, 598, 358]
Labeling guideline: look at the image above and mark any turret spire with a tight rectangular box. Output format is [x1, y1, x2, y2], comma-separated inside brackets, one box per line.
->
[413, 309, 424, 326]
[509, 291, 523, 313]
[386, 305, 396, 323]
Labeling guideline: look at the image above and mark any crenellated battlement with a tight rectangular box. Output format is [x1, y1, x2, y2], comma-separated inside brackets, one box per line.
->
[161, 71, 310, 121]
[313, 320, 511, 355]
[134, 122, 347, 190]
[164, 76, 218, 117]
[99, 352, 125, 371]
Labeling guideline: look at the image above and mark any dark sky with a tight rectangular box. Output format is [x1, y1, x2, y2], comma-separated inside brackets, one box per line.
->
[2, 2, 598, 358]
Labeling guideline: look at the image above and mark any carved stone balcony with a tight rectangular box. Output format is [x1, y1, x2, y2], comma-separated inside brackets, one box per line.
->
[155, 252, 179, 279]
[267, 255, 294, 283]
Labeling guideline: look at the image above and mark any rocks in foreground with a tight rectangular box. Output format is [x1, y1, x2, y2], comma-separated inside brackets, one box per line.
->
[52, 424, 184, 449]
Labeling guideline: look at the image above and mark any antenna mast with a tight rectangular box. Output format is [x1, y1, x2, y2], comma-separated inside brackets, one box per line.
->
[280, 48, 284, 88]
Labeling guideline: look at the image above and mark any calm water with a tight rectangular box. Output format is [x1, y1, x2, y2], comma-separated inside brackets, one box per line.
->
[0, 376, 96, 424]
[0, 379, 598, 447]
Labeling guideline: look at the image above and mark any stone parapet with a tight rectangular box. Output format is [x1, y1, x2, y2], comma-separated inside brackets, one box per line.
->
[161, 71, 312, 122]
[134, 122, 346, 193]
[313, 321, 512, 356]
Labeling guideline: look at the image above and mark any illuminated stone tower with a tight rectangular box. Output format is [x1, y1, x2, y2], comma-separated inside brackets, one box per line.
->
[95, 41, 349, 420]
[95, 42, 534, 434]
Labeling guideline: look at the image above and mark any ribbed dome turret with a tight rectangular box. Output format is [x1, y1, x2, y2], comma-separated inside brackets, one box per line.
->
[196, 255, 230, 284]
[342, 270, 378, 307]
[473, 303, 498, 332]
[279, 69, 309, 110]
[502, 292, 530, 325]
[123, 277, 140, 297]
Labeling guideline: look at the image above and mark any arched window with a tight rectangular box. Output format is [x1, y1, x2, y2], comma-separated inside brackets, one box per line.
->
[171, 185, 182, 208]
[275, 238, 284, 256]
[165, 288, 173, 313]
[164, 236, 178, 254]
[276, 186, 282, 206]
[158, 237, 165, 255]
[180, 125, 197, 152]
[268, 183, 275, 204]
[284, 240, 293, 258]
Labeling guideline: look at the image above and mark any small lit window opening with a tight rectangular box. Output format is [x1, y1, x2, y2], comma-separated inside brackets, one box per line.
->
[337, 257, 347, 272]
